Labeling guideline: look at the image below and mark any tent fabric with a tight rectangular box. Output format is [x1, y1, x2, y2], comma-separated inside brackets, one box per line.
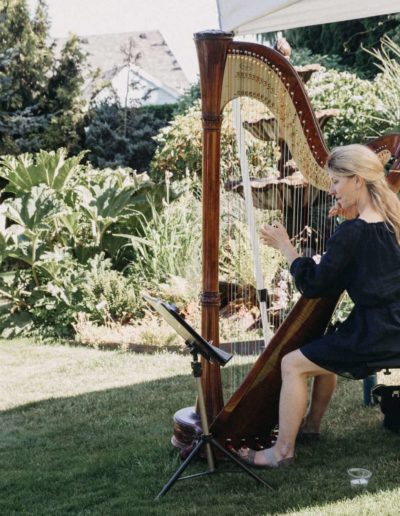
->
[217, 0, 400, 34]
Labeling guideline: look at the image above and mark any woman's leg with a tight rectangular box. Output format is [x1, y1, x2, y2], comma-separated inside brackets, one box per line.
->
[240, 350, 331, 466]
[302, 373, 337, 433]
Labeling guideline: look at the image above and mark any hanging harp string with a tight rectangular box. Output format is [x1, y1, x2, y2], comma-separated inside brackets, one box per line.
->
[232, 97, 273, 347]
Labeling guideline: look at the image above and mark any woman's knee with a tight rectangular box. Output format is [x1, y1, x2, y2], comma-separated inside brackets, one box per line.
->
[281, 351, 303, 376]
[281, 350, 329, 377]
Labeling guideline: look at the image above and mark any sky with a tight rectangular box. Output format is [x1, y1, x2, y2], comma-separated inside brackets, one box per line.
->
[27, 0, 220, 83]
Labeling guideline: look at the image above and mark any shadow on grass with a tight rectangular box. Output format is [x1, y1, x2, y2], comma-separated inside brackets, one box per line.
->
[0, 373, 399, 515]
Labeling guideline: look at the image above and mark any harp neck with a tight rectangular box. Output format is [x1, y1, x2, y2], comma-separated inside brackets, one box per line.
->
[195, 30, 331, 191]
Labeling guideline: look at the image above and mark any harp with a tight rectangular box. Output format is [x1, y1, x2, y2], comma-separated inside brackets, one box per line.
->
[172, 30, 400, 452]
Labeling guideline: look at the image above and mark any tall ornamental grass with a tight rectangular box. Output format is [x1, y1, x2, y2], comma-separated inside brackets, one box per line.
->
[126, 191, 202, 299]
[366, 36, 400, 133]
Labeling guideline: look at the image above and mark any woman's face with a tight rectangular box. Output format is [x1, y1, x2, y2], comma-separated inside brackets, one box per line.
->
[328, 172, 359, 210]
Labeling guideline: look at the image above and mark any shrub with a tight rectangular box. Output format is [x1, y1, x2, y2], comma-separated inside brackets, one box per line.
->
[84, 101, 176, 171]
[172, 82, 200, 116]
[367, 36, 400, 133]
[80, 255, 139, 324]
[0, 149, 164, 337]
[151, 101, 279, 184]
[306, 69, 382, 146]
[291, 47, 346, 71]
[283, 13, 400, 79]
[150, 103, 204, 181]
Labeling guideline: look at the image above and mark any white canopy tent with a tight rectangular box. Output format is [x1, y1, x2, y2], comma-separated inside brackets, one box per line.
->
[216, 0, 400, 34]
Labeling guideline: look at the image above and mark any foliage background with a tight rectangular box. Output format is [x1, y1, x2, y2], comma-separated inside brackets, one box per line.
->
[264, 13, 400, 79]
[0, 2, 399, 342]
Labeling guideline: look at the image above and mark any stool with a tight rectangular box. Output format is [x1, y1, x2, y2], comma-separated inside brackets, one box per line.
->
[363, 358, 400, 406]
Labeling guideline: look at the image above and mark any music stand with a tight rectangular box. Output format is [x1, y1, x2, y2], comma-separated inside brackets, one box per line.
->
[143, 294, 273, 499]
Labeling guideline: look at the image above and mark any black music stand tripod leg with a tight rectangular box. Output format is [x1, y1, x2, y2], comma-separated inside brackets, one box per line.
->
[155, 434, 210, 500]
[155, 352, 273, 500]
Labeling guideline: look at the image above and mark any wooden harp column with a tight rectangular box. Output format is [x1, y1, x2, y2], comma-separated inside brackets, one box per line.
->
[196, 31, 234, 421]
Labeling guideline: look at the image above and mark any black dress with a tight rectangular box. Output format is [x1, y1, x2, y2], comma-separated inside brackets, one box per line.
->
[290, 218, 400, 379]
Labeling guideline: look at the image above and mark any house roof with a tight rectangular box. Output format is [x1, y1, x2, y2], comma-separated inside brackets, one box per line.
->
[84, 31, 189, 94]
[58, 30, 190, 98]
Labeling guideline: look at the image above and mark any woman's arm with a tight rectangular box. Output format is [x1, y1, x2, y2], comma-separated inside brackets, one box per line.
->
[260, 214, 363, 298]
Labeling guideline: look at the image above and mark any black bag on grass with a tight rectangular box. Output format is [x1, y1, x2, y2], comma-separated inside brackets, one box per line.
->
[372, 384, 400, 433]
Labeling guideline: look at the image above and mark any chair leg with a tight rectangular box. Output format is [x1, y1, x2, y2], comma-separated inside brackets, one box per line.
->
[363, 374, 377, 406]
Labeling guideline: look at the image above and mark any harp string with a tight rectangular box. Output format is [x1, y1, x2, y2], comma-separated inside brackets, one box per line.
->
[218, 48, 338, 402]
[232, 98, 272, 346]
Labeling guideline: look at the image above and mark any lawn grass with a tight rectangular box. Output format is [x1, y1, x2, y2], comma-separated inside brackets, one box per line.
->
[0, 338, 399, 515]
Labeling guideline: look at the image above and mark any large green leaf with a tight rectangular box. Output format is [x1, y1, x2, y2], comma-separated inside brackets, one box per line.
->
[0, 148, 85, 194]
[75, 183, 140, 245]
[0, 311, 34, 338]
[58, 211, 81, 241]
[35, 149, 86, 191]
[4, 185, 61, 236]
[0, 226, 34, 266]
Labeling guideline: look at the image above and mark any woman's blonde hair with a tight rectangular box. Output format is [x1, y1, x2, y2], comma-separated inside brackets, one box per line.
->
[326, 144, 400, 243]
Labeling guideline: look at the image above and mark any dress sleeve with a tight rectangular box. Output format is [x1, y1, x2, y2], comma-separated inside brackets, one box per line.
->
[290, 220, 363, 298]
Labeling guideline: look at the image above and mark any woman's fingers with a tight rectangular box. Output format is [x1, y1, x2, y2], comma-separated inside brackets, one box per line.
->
[275, 221, 284, 228]
[328, 201, 341, 216]
[260, 222, 289, 251]
[260, 223, 277, 238]
[260, 224, 273, 243]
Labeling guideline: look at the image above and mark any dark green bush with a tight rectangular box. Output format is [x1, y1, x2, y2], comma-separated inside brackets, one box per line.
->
[290, 47, 346, 71]
[84, 102, 176, 172]
[284, 13, 400, 78]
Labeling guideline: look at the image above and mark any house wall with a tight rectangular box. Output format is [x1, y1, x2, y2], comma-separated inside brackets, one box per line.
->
[95, 67, 179, 106]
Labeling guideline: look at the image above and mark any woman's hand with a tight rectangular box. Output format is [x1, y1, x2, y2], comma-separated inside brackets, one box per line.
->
[328, 202, 359, 220]
[260, 221, 299, 265]
[260, 221, 290, 251]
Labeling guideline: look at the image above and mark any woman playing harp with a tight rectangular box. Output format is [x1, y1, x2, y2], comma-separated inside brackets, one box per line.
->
[237, 144, 400, 468]
[168, 31, 400, 458]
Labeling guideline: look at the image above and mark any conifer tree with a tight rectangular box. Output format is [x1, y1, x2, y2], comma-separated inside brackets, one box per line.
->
[0, 0, 88, 154]
[45, 33, 87, 151]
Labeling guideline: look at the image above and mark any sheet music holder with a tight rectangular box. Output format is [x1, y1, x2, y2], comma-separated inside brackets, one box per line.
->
[143, 294, 232, 366]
